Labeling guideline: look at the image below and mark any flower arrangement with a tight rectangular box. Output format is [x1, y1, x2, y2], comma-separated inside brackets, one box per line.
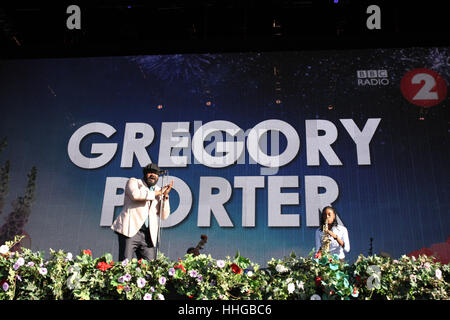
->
[0, 236, 448, 300]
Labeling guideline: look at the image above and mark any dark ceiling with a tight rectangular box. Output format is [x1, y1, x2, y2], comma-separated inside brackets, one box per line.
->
[1, 0, 449, 58]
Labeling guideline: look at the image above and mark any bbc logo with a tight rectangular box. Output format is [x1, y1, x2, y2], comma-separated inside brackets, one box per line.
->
[357, 70, 388, 78]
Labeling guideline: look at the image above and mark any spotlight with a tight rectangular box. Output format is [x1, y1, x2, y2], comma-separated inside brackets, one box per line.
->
[157, 104, 163, 109]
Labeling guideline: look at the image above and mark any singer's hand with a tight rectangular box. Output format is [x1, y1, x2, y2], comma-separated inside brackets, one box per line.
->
[163, 180, 174, 196]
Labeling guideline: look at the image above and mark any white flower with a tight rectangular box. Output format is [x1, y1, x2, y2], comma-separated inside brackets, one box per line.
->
[159, 276, 166, 285]
[411, 256, 416, 261]
[216, 260, 225, 268]
[287, 282, 295, 294]
[0, 245, 9, 255]
[286, 277, 293, 283]
[123, 273, 132, 282]
[247, 271, 253, 277]
[157, 294, 165, 300]
[410, 274, 417, 283]
[137, 277, 146, 288]
[143, 293, 152, 300]
[189, 270, 198, 278]
[39, 267, 48, 276]
[435, 269, 442, 280]
[66, 252, 73, 261]
[423, 262, 431, 270]
[310, 294, 321, 300]
[16, 257, 25, 266]
[296, 280, 304, 290]
[275, 264, 288, 273]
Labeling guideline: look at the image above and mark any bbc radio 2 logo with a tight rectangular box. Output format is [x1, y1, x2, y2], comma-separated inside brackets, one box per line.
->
[400, 68, 447, 107]
[357, 70, 389, 86]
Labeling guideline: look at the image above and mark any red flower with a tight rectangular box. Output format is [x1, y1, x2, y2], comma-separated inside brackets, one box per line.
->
[96, 261, 113, 271]
[83, 249, 92, 256]
[315, 276, 322, 286]
[329, 290, 334, 295]
[174, 264, 186, 273]
[117, 285, 124, 290]
[230, 263, 243, 275]
[314, 251, 322, 259]
[188, 295, 194, 298]
[201, 234, 208, 241]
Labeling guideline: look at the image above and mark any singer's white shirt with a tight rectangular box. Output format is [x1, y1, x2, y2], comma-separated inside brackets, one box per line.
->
[315, 225, 350, 260]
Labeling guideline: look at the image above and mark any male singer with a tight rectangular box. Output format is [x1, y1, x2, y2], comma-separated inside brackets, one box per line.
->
[111, 163, 173, 261]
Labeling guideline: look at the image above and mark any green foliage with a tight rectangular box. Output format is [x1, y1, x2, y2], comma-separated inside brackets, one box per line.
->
[0, 236, 448, 300]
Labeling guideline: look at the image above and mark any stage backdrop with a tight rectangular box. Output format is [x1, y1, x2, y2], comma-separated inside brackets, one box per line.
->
[0, 47, 449, 265]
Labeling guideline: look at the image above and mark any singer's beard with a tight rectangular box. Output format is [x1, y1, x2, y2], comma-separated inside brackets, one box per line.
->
[145, 176, 158, 187]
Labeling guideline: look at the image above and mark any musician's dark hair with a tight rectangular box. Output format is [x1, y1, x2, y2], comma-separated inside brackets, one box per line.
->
[320, 206, 339, 228]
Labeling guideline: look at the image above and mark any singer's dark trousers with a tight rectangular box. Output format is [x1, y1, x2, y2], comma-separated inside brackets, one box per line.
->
[116, 228, 156, 262]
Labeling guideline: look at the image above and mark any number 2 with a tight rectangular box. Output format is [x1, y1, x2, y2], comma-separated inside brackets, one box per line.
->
[412, 73, 438, 100]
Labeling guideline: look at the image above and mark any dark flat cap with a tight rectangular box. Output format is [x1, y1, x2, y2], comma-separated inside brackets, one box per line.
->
[143, 163, 162, 175]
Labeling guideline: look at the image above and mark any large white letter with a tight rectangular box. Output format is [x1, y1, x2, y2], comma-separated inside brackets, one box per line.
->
[67, 122, 117, 169]
[198, 177, 233, 227]
[305, 119, 342, 166]
[66, 5, 81, 30]
[234, 176, 265, 227]
[340, 118, 381, 165]
[158, 122, 191, 167]
[304, 175, 342, 227]
[159, 176, 193, 228]
[120, 123, 154, 168]
[100, 177, 128, 226]
[192, 121, 244, 168]
[268, 176, 300, 227]
[247, 119, 300, 168]
[366, 5, 381, 30]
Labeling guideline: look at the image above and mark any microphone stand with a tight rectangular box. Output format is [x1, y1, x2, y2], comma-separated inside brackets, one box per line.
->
[156, 170, 168, 259]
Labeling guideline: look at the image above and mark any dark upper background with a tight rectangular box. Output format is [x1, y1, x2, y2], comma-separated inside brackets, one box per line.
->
[1, 0, 449, 58]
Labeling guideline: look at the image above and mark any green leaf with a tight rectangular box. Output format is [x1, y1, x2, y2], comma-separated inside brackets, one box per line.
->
[103, 253, 113, 263]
